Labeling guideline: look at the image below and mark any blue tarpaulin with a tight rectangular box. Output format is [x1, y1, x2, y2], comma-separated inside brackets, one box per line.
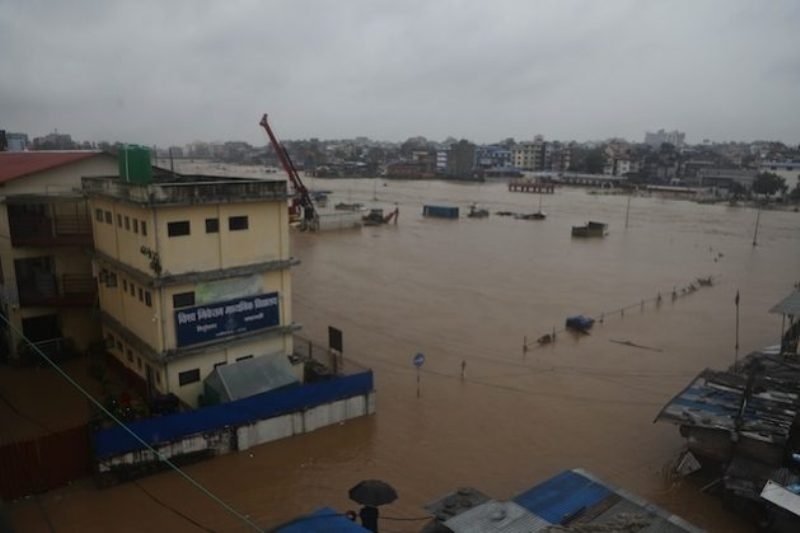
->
[513, 470, 611, 524]
[93, 371, 373, 459]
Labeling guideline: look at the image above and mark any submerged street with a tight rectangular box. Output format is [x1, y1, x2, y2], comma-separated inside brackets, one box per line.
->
[11, 177, 800, 532]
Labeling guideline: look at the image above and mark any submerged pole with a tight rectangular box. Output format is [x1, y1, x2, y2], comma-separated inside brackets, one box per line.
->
[752, 208, 761, 246]
[735, 290, 740, 371]
[625, 194, 631, 229]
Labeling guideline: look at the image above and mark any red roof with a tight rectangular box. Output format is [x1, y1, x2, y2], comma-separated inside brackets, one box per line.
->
[0, 151, 108, 184]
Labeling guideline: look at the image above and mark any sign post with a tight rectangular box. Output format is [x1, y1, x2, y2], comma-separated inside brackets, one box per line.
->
[413, 352, 425, 398]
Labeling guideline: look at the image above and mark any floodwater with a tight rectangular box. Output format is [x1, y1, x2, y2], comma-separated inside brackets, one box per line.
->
[12, 175, 800, 532]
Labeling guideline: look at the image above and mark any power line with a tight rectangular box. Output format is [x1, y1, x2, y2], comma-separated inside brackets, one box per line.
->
[0, 313, 263, 533]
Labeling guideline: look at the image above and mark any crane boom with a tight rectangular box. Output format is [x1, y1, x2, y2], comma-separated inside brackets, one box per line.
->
[259, 113, 318, 229]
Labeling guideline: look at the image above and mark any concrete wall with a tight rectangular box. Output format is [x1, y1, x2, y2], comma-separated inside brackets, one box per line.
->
[237, 392, 376, 450]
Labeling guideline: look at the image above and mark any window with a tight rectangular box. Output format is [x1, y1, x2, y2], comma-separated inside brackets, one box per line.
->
[137, 357, 142, 370]
[228, 216, 249, 231]
[104, 211, 112, 224]
[205, 218, 219, 233]
[172, 292, 195, 309]
[141, 220, 147, 236]
[179, 368, 200, 386]
[116, 339, 123, 351]
[106, 333, 115, 349]
[133, 219, 139, 233]
[145, 291, 152, 307]
[126, 349, 133, 363]
[117, 214, 122, 227]
[130, 283, 136, 297]
[236, 355, 253, 362]
[123, 279, 128, 291]
[214, 361, 227, 369]
[138, 288, 143, 302]
[124, 216, 130, 230]
[167, 221, 190, 237]
[107, 273, 118, 288]
[95, 209, 103, 222]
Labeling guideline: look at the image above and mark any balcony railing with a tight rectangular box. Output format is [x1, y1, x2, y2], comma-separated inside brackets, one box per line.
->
[82, 176, 288, 206]
[9, 214, 93, 247]
[17, 273, 97, 307]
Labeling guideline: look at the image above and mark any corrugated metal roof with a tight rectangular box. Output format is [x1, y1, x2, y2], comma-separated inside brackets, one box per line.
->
[444, 500, 550, 533]
[770, 289, 800, 316]
[513, 470, 611, 524]
[655, 368, 800, 445]
[205, 352, 299, 402]
[274, 507, 369, 532]
[0, 151, 105, 183]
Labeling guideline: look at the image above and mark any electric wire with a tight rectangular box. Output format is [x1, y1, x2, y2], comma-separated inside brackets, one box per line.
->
[0, 313, 263, 533]
[2, 382, 217, 533]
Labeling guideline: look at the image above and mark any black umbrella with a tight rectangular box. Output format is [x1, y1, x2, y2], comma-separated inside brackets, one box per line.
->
[348, 479, 398, 507]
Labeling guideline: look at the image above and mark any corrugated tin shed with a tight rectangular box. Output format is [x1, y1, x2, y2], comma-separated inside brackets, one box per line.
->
[274, 507, 369, 532]
[204, 352, 299, 403]
[770, 289, 800, 316]
[655, 368, 800, 447]
[444, 500, 550, 533]
[424, 487, 490, 522]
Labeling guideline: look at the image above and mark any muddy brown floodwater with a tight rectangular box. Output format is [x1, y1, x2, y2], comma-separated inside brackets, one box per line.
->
[12, 176, 800, 532]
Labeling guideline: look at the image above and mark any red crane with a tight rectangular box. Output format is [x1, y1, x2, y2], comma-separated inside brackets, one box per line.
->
[259, 113, 318, 230]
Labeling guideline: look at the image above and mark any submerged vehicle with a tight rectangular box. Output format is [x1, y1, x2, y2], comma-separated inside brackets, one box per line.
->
[362, 206, 399, 226]
[571, 221, 607, 237]
[566, 315, 595, 332]
[467, 204, 489, 218]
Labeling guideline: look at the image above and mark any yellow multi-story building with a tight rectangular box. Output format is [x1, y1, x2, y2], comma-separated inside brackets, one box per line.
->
[0, 151, 118, 361]
[83, 174, 298, 407]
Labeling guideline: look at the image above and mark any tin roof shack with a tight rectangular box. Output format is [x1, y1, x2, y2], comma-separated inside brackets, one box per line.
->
[655, 367, 800, 468]
[421, 469, 702, 533]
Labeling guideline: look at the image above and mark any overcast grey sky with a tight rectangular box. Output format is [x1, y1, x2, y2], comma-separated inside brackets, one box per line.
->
[1, 0, 799, 146]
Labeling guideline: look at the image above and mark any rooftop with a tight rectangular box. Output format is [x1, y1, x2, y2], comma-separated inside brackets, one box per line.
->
[0, 151, 108, 184]
[655, 364, 800, 447]
[423, 469, 702, 533]
[82, 174, 288, 206]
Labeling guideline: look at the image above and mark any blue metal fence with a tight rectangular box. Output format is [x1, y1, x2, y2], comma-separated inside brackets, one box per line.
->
[93, 371, 374, 459]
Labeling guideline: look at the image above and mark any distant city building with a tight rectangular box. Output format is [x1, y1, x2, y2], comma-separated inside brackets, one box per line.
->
[644, 129, 685, 149]
[512, 138, 571, 172]
[1, 132, 29, 151]
[445, 140, 476, 178]
[32, 130, 76, 150]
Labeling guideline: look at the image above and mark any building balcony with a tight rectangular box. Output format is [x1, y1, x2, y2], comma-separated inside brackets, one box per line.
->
[9, 213, 93, 247]
[17, 273, 97, 307]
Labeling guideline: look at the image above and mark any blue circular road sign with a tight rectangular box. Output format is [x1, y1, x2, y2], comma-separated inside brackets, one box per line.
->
[413, 352, 425, 368]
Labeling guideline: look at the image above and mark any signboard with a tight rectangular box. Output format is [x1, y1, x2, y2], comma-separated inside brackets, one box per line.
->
[174, 292, 280, 348]
[413, 352, 425, 368]
[328, 326, 343, 353]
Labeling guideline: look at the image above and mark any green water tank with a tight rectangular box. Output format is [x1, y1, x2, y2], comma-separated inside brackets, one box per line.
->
[118, 145, 153, 184]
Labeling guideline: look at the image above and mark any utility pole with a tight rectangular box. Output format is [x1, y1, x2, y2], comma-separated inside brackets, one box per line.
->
[752, 208, 761, 247]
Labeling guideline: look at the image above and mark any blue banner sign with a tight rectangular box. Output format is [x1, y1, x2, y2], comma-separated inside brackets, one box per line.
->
[174, 292, 280, 347]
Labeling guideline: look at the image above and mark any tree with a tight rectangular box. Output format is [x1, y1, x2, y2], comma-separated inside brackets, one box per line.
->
[789, 181, 800, 202]
[584, 148, 606, 174]
[751, 172, 787, 197]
